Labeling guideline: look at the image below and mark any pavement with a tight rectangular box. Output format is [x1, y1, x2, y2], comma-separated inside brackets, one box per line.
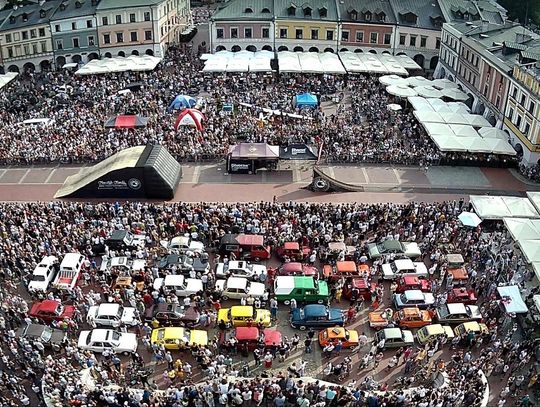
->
[0, 161, 536, 203]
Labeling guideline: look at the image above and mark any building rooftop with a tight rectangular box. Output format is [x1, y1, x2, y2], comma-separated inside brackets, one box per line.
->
[0, 0, 62, 31]
[51, 0, 99, 21]
[212, 0, 273, 21]
[337, 0, 396, 24]
[389, 0, 445, 30]
[273, 0, 338, 21]
[96, 0, 162, 10]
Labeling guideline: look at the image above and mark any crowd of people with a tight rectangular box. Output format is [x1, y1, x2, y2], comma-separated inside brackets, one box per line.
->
[0, 200, 538, 406]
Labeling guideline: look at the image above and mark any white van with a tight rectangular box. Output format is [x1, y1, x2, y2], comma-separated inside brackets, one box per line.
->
[53, 253, 85, 290]
[28, 256, 58, 292]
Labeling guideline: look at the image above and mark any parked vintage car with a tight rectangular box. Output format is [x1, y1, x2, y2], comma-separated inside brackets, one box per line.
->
[153, 275, 203, 297]
[447, 287, 477, 305]
[217, 306, 271, 328]
[323, 261, 363, 282]
[52, 253, 85, 291]
[161, 236, 204, 255]
[143, 303, 200, 327]
[368, 309, 394, 329]
[18, 323, 66, 351]
[215, 277, 266, 300]
[28, 256, 58, 292]
[157, 254, 195, 273]
[417, 324, 455, 344]
[150, 327, 208, 350]
[275, 262, 318, 278]
[218, 234, 271, 261]
[343, 277, 376, 301]
[105, 230, 146, 251]
[219, 327, 282, 351]
[367, 240, 421, 259]
[435, 303, 482, 324]
[215, 260, 266, 280]
[393, 307, 432, 329]
[29, 300, 75, 323]
[454, 322, 489, 337]
[381, 259, 428, 280]
[274, 276, 328, 305]
[395, 275, 431, 293]
[290, 304, 344, 330]
[276, 241, 311, 261]
[327, 242, 356, 261]
[100, 256, 146, 275]
[78, 329, 138, 355]
[393, 290, 435, 309]
[318, 327, 359, 350]
[374, 328, 414, 348]
[446, 267, 469, 287]
[87, 303, 138, 328]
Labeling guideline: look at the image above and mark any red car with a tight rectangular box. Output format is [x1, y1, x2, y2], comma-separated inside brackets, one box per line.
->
[277, 262, 318, 278]
[276, 242, 311, 261]
[343, 277, 376, 300]
[447, 287, 477, 305]
[219, 327, 283, 351]
[29, 300, 75, 323]
[395, 276, 431, 293]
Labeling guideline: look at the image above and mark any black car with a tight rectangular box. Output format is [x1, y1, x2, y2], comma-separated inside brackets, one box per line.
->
[143, 303, 200, 327]
[157, 254, 194, 273]
[192, 257, 210, 274]
[18, 323, 66, 351]
[105, 230, 145, 251]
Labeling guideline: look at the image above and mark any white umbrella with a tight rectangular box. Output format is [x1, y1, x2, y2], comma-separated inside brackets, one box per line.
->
[415, 86, 444, 98]
[441, 88, 470, 101]
[386, 84, 418, 98]
[459, 211, 482, 227]
[431, 78, 459, 90]
[387, 103, 402, 111]
[479, 127, 509, 140]
[407, 76, 430, 87]
[379, 74, 409, 86]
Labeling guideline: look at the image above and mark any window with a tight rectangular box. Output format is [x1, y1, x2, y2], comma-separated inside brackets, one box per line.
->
[341, 30, 349, 42]
[30, 29, 36, 38]
[230, 28, 238, 38]
[303, 7, 311, 17]
[130, 32, 138, 42]
[365, 12, 371, 21]
[13, 33, 19, 41]
[5, 34, 11, 43]
[420, 36, 427, 48]
[115, 15, 122, 24]
[116, 32, 124, 42]
[495, 95, 501, 108]
[262, 28, 269, 38]
[355, 31, 364, 43]
[311, 29, 318, 40]
[7, 47, 13, 58]
[72, 22, 77, 30]
[529, 102, 535, 114]
[295, 29, 303, 39]
[32, 43, 38, 54]
[56, 39, 63, 50]
[22, 31, 28, 40]
[287, 6, 296, 16]
[410, 36, 417, 47]
[244, 7, 253, 13]
[399, 34, 406, 45]
[130, 13, 136, 23]
[370, 32, 378, 44]
[102, 16, 108, 25]
[280, 28, 288, 39]
[144, 11, 151, 21]
[326, 30, 333, 41]
[244, 28, 252, 38]
[524, 122, 530, 134]
[103, 33, 111, 44]
[516, 115, 522, 129]
[436, 38, 440, 49]
[483, 84, 488, 96]
[88, 35, 95, 46]
[521, 95, 526, 106]
[512, 87, 517, 99]
[73, 37, 79, 48]
[508, 108, 514, 120]
[216, 28, 224, 39]
[145, 30, 152, 40]
[319, 7, 327, 18]
[23, 44, 29, 55]
[384, 33, 391, 45]
[87, 19, 93, 28]
[40, 41, 47, 52]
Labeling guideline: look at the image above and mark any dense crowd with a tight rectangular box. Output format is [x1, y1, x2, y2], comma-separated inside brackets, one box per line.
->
[0, 44, 520, 169]
[0, 200, 538, 406]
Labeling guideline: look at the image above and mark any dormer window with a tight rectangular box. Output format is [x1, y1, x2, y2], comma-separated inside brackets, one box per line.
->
[287, 4, 296, 16]
[303, 6, 312, 17]
[244, 7, 253, 13]
[261, 8, 270, 13]
[23, 13, 29, 22]
[378, 12, 386, 22]
[401, 12, 418, 24]
[319, 7, 327, 18]
[60, 3, 66, 11]
[75, 1, 82, 8]
[39, 10, 46, 18]
[9, 16, 15, 24]
[348, 8, 357, 20]
[364, 11, 372, 21]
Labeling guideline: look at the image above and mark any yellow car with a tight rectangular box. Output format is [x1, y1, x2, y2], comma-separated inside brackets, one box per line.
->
[151, 327, 208, 350]
[217, 305, 271, 327]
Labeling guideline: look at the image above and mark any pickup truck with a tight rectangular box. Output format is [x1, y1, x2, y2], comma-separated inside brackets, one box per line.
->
[52, 253, 85, 290]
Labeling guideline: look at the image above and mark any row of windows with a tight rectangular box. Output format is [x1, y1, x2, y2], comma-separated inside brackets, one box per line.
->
[398, 34, 435, 48]
[4, 28, 46, 43]
[102, 31, 152, 44]
[458, 65, 477, 87]
[4, 41, 48, 58]
[461, 47, 479, 68]
[54, 20, 94, 32]
[342, 31, 390, 45]
[102, 12, 151, 26]
[507, 106, 532, 137]
[511, 86, 537, 115]
[55, 36, 95, 50]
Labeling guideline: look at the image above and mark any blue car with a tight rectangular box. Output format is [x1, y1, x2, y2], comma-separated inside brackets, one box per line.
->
[290, 304, 344, 330]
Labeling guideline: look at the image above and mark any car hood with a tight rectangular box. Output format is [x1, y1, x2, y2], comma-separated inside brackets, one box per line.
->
[189, 330, 208, 346]
[215, 263, 226, 276]
[248, 282, 266, 296]
[329, 309, 344, 321]
[367, 244, 379, 257]
[423, 293, 435, 304]
[88, 306, 99, 319]
[186, 279, 203, 292]
[402, 330, 415, 344]
[215, 280, 226, 291]
[50, 329, 66, 344]
[381, 264, 393, 276]
[78, 331, 91, 348]
[467, 305, 482, 319]
[347, 330, 359, 343]
[121, 307, 137, 323]
[119, 332, 138, 351]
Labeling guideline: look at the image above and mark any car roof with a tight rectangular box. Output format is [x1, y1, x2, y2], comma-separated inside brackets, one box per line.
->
[230, 306, 255, 317]
[422, 324, 446, 335]
[90, 329, 113, 341]
[263, 329, 282, 345]
[158, 327, 185, 336]
[336, 261, 356, 273]
[236, 234, 264, 246]
[328, 242, 346, 251]
[393, 259, 415, 268]
[37, 256, 57, 266]
[383, 240, 403, 250]
[281, 262, 303, 272]
[61, 253, 83, 265]
[402, 275, 420, 284]
[226, 277, 248, 289]
[326, 327, 346, 337]
[448, 267, 468, 279]
[445, 303, 467, 314]
[109, 230, 128, 240]
[382, 328, 403, 339]
[97, 303, 120, 315]
[164, 275, 184, 284]
[446, 253, 464, 264]
[228, 260, 246, 269]
[403, 290, 424, 300]
[458, 321, 482, 331]
[235, 327, 258, 341]
[25, 324, 48, 336]
[303, 304, 327, 317]
[38, 300, 60, 313]
[283, 242, 299, 250]
[401, 307, 421, 316]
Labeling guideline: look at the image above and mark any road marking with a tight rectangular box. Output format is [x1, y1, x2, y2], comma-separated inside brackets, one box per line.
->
[362, 168, 370, 183]
[261, 171, 267, 183]
[393, 168, 402, 184]
[44, 169, 56, 184]
[0, 169, 6, 179]
[191, 166, 201, 183]
[18, 169, 31, 184]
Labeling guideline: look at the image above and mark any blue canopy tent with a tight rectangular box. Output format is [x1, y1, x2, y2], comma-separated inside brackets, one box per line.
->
[294, 93, 318, 109]
[168, 95, 196, 112]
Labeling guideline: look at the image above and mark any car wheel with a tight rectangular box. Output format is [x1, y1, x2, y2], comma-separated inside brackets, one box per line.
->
[299, 325, 306, 331]
[222, 295, 229, 301]
[317, 299, 324, 304]
[284, 300, 290, 305]
[349, 345, 357, 351]
[254, 257, 260, 262]
[122, 351, 131, 356]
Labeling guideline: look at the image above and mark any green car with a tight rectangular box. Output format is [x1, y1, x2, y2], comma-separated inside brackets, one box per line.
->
[273, 276, 329, 305]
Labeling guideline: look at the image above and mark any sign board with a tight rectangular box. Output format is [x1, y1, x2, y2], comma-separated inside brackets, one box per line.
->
[228, 159, 254, 174]
[279, 144, 318, 160]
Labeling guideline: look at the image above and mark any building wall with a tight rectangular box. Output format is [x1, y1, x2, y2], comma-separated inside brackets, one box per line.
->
[50, 15, 99, 64]
[394, 26, 441, 69]
[274, 20, 338, 51]
[210, 21, 273, 51]
[339, 23, 392, 52]
[0, 23, 54, 72]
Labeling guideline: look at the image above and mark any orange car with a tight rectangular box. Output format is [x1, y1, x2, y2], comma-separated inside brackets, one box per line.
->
[393, 307, 432, 329]
[368, 309, 394, 329]
[318, 326, 359, 350]
[447, 267, 468, 287]
[323, 261, 360, 282]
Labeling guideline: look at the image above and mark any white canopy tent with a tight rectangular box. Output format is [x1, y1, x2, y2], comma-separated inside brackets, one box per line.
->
[478, 127, 508, 140]
[431, 78, 459, 90]
[75, 55, 162, 75]
[431, 135, 468, 152]
[501, 196, 540, 218]
[503, 218, 540, 241]
[483, 139, 517, 155]
[518, 240, 540, 263]
[298, 52, 324, 73]
[379, 74, 409, 86]
[449, 124, 479, 138]
[226, 58, 250, 72]
[440, 113, 471, 125]
[319, 52, 347, 74]
[527, 192, 540, 215]
[462, 115, 492, 128]
[469, 196, 513, 219]
[386, 84, 417, 98]
[408, 97, 435, 112]
[496, 286, 528, 314]
[407, 76, 431, 87]
[0, 72, 18, 90]
[249, 58, 272, 72]
[202, 51, 272, 73]
[441, 87, 470, 101]
[415, 86, 444, 98]
[413, 111, 445, 123]
[338, 52, 368, 73]
[396, 54, 422, 70]
[338, 52, 418, 74]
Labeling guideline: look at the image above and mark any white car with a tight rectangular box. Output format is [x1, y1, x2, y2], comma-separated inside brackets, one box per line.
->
[215, 277, 266, 300]
[28, 256, 58, 292]
[381, 259, 428, 280]
[78, 329, 138, 355]
[161, 236, 205, 254]
[87, 303, 139, 328]
[100, 256, 146, 274]
[153, 274, 203, 297]
[215, 261, 266, 280]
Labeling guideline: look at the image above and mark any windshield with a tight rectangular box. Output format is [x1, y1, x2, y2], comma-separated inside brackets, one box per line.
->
[157, 329, 165, 340]
[390, 263, 397, 273]
[111, 331, 121, 341]
[31, 275, 46, 282]
[438, 306, 450, 317]
[183, 330, 191, 344]
[41, 327, 53, 342]
[116, 306, 124, 318]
